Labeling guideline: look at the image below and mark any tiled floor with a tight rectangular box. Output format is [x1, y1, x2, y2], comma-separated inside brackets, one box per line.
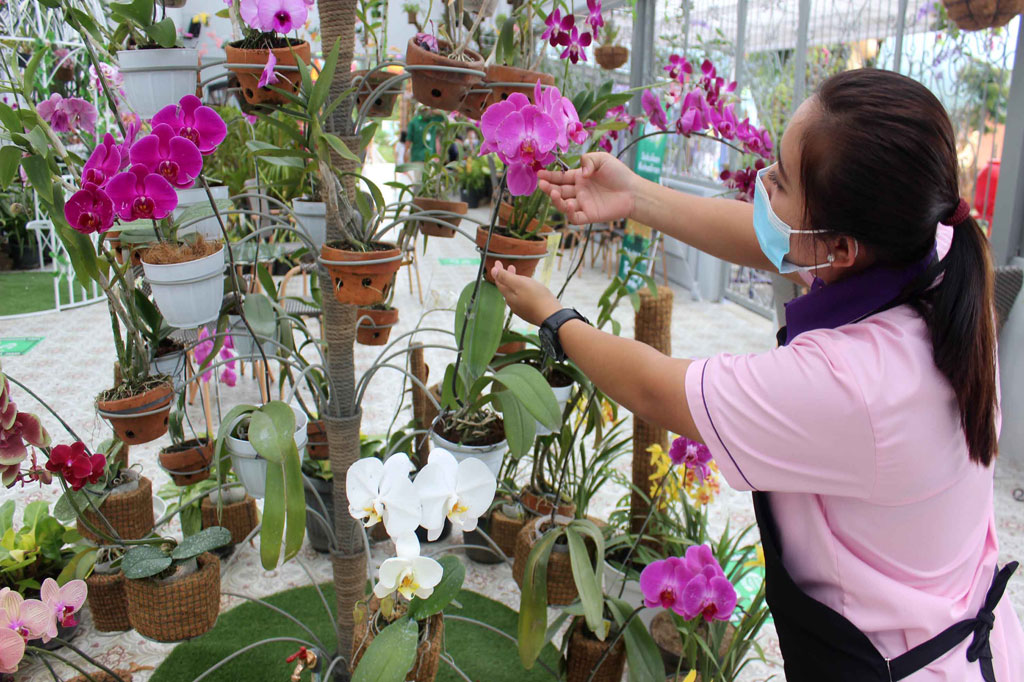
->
[3, 203, 1023, 681]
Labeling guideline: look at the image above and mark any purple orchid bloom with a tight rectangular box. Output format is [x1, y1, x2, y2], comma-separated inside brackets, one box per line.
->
[642, 89, 668, 131]
[711, 103, 738, 140]
[669, 436, 713, 481]
[560, 25, 592, 64]
[586, 0, 604, 32]
[541, 10, 566, 47]
[82, 134, 121, 188]
[415, 32, 439, 53]
[130, 124, 204, 189]
[106, 165, 178, 222]
[640, 557, 695, 616]
[676, 89, 711, 136]
[64, 183, 115, 235]
[534, 81, 587, 149]
[259, 52, 279, 89]
[239, 0, 259, 27]
[37, 94, 70, 132]
[681, 570, 738, 622]
[736, 118, 773, 159]
[664, 54, 692, 81]
[117, 119, 140, 170]
[152, 95, 228, 156]
[496, 107, 558, 196]
[244, 0, 308, 33]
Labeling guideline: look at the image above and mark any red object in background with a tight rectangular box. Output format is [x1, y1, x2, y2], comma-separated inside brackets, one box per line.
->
[974, 160, 1000, 227]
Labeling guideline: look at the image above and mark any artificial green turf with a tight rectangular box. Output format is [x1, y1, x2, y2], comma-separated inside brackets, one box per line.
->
[0, 271, 94, 316]
[150, 584, 560, 682]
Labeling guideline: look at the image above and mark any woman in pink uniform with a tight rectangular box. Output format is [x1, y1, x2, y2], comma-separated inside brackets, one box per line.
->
[491, 69, 1024, 680]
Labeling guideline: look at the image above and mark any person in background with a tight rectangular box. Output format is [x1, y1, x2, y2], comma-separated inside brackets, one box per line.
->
[407, 107, 443, 162]
[395, 130, 408, 167]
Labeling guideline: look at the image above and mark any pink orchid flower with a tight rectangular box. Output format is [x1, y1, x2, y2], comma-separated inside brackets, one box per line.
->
[257, 0, 308, 33]
[152, 95, 228, 156]
[640, 557, 694, 616]
[0, 627, 24, 674]
[669, 436, 713, 482]
[89, 62, 124, 94]
[541, 10, 565, 47]
[106, 165, 178, 222]
[560, 24, 591, 64]
[194, 329, 237, 385]
[664, 54, 692, 81]
[676, 89, 711, 136]
[0, 589, 52, 641]
[37, 94, 70, 132]
[415, 33, 439, 53]
[534, 81, 588, 148]
[586, 0, 604, 32]
[130, 124, 204, 189]
[640, 545, 737, 622]
[259, 52, 279, 89]
[239, 0, 258, 27]
[711, 103, 738, 140]
[82, 134, 122, 188]
[117, 119, 140, 170]
[0, 381, 50, 486]
[642, 89, 668, 131]
[483, 94, 558, 196]
[39, 579, 87, 639]
[64, 183, 115, 236]
[63, 97, 97, 133]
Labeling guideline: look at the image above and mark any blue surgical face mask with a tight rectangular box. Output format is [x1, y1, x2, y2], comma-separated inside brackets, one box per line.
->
[753, 166, 853, 275]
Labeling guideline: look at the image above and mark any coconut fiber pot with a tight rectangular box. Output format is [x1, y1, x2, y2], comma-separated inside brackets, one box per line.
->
[85, 572, 131, 632]
[158, 439, 213, 486]
[225, 39, 310, 105]
[352, 600, 445, 681]
[489, 508, 526, 557]
[320, 242, 402, 306]
[941, 0, 1023, 29]
[125, 553, 220, 642]
[357, 307, 399, 346]
[405, 38, 484, 111]
[513, 516, 579, 605]
[565, 619, 626, 682]
[201, 495, 259, 545]
[96, 383, 173, 445]
[412, 197, 467, 238]
[77, 476, 155, 544]
[476, 227, 547, 283]
[594, 45, 629, 70]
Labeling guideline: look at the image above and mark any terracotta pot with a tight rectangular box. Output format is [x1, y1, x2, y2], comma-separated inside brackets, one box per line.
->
[513, 516, 580, 605]
[566, 619, 626, 682]
[476, 226, 547, 283]
[95, 383, 173, 445]
[497, 200, 551, 235]
[201, 495, 259, 545]
[412, 197, 467, 238]
[357, 307, 399, 346]
[320, 241, 402, 306]
[405, 38, 484, 111]
[307, 419, 329, 460]
[85, 572, 130, 632]
[520, 488, 576, 517]
[225, 39, 311, 105]
[158, 439, 213, 486]
[352, 599, 444, 680]
[355, 69, 401, 118]
[485, 64, 555, 104]
[941, 0, 1023, 29]
[407, 10, 417, 23]
[457, 86, 491, 120]
[77, 476, 155, 544]
[125, 553, 220, 642]
[594, 45, 630, 70]
[495, 340, 526, 355]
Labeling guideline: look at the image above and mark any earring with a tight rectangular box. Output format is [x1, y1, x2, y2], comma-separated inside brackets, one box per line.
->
[826, 252, 835, 264]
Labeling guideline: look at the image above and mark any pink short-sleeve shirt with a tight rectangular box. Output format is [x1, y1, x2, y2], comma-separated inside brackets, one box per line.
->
[685, 233, 1024, 681]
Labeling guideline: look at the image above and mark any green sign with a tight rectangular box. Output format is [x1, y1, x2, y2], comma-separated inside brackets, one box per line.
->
[0, 337, 43, 356]
[633, 123, 667, 183]
[438, 257, 480, 266]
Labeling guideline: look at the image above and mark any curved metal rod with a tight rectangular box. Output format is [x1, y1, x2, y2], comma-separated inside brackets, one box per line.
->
[223, 522, 263, 570]
[221, 591, 327, 651]
[354, 70, 412, 129]
[443, 616, 561, 680]
[355, 363, 445, 411]
[294, 554, 339, 640]
[440, 654, 474, 682]
[354, 339, 458, 405]
[189, 637, 319, 682]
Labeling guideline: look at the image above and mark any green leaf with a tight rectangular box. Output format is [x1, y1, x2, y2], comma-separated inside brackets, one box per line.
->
[176, 198, 232, 234]
[58, 548, 97, 585]
[494, 389, 535, 459]
[242, 293, 278, 341]
[21, 155, 53, 204]
[69, 8, 103, 41]
[215, 8, 230, 17]
[0, 106, 21, 136]
[497, 16, 515, 65]
[566, 527, 604, 638]
[170, 526, 232, 560]
[351, 617, 418, 682]
[493, 364, 561, 431]
[454, 282, 505, 383]
[110, 0, 155, 26]
[122, 545, 173, 580]
[0, 501, 12, 534]
[214, 402, 258, 485]
[247, 410, 285, 464]
[260, 461, 286, 570]
[282, 438, 305, 562]
[407, 555, 465, 620]
[144, 17, 178, 48]
[607, 597, 664, 682]
[309, 38, 340, 115]
[21, 50, 46, 97]
[256, 265, 278, 302]
[518, 525, 564, 668]
[323, 133, 360, 162]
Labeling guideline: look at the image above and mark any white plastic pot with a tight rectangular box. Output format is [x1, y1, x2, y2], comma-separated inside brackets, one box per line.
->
[175, 185, 230, 240]
[603, 560, 656, 627]
[535, 383, 573, 437]
[225, 407, 308, 498]
[150, 349, 186, 391]
[292, 199, 326, 250]
[117, 48, 200, 119]
[429, 429, 508, 478]
[142, 246, 226, 329]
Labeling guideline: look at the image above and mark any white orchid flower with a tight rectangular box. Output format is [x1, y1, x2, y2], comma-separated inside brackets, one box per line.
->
[413, 448, 497, 541]
[374, 534, 444, 600]
[346, 453, 421, 538]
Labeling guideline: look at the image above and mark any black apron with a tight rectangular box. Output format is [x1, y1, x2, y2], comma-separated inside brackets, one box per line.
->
[760, 255, 1019, 681]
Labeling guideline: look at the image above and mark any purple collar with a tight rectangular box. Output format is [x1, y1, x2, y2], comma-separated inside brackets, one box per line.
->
[781, 249, 937, 346]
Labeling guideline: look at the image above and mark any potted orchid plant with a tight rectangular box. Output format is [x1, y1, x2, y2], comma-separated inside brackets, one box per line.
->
[594, 18, 629, 70]
[410, 116, 470, 239]
[405, 2, 486, 113]
[225, 0, 316, 105]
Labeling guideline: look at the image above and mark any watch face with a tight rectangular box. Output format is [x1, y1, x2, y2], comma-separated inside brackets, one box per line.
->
[538, 326, 558, 358]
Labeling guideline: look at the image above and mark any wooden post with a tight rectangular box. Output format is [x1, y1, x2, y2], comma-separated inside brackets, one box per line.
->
[409, 344, 431, 468]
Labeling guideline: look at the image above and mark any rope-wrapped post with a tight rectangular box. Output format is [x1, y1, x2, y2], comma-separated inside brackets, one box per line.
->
[630, 286, 673, 535]
[409, 344, 430, 468]
[319, 0, 359, 200]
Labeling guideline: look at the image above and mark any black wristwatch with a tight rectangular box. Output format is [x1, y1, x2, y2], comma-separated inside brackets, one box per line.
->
[539, 309, 591, 362]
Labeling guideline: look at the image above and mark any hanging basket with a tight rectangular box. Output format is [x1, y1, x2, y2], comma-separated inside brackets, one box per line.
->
[141, 245, 226, 329]
[125, 553, 220, 642]
[117, 48, 200, 119]
[357, 307, 400, 346]
[352, 599, 445, 681]
[405, 38, 484, 112]
[355, 70, 402, 118]
[95, 383, 174, 445]
[77, 476, 155, 544]
[565, 619, 627, 682]
[485, 64, 555, 105]
[201, 495, 259, 545]
[941, 0, 1023, 29]
[412, 197, 467, 238]
[594, 46, 630, 70]
[225, 39, 311, 105]
[320, 242, 402, 306]
[476, 226, 548, 283]
[85, 572, 131, 632]
[158, 439, 213, 487]
[307, 419, 329, 460]
[512, 516, 580, 605]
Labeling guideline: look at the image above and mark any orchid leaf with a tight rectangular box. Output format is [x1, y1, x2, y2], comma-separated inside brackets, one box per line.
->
[171, 526, 232, 560]
[454, 282, 504, 383]
[494, 389, 535, 459]
[323, 133, 360, 162]
[260, 461, 285, 570]
[21, 51, 46, 97]
[351, 616, 418, 682]
[0, 146, 21, 189]
[247, 410, 284, 464]
[309, 38, 340, 116]
[110, 0, 154, 26]
[144, 17, 178, 48]
[607, 596, 664, 682]
[493, 363, 560, 431]
[282, 438, 305, 562]
[406, 555, 464, 620]
[122, 545, 172, 580]
[566, 526, 604, 638]
[242, 293, 278, 342]
[0, 105, 20, 136]
[518, 525, 563, 668]
[21, 155, 52, 204]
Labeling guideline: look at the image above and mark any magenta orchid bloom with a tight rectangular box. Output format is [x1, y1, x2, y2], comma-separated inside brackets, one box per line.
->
[541, 10, 568, 47]
[640, 545, 737, 622]
[0, 589, 51, 641]
[642, 89, 668, 131]
[130, 124, 204, 189]
[259, 52, 279, 89]
[258, 0, 308, 33]
[82, 134, 122, 188]
[239, 0, 259, 28]
[64, 184, 115, 236]
[669, 436, 713, 481]
[736, 118, 773, 158]
[534, 81, 587, 148]
[117, 119, 140, 170]
[45, 442, 105, 491]
[39, 579, 86, 639]
[0, 627, 24, 674]
[415, 32, 439, 53]
[482, 93, 558, 196]
[721, 159, 765, 203]
[711, 103, 738, 140]
[640, 557, 694, 616]
[664, 54, 692, 81]
[586, 0, 604, 31]
[194, 328, 237, 385]
[63, 97, 97, 133]
[676, 89, 711, 136]
[152, 95, 228, 156]
[560, 24, 591, 64]
[106, 165, 177, 222]
[37, 94, 70, 132]
[0, 377, 51, 487]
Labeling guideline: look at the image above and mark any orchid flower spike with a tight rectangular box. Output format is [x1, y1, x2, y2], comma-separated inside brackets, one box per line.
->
[414, 448, 496, 541]
[373, 534, 444, 601]
[346, 453, 422, 538]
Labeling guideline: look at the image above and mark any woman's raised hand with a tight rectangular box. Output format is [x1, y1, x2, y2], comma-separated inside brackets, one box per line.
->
[537, 152, 637, 225]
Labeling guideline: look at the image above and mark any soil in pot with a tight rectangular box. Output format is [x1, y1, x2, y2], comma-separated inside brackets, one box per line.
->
[405, 38, 484, 111]
[355, 70, 401, 117]
[125, 553, 220, 642]
[411, 197, 467, 238]
[159, 439, 213, 486]
[95, 381, 174, 445]
[321, 241, 402, 306]
[225, 37, 311, 105]
[565, 619, 626, 682]
[142, 236, 222, 265]
[595, 45, 630, 70]
[476, 226, 548, 283]
[432, 412, 505, 448]
[307, 420, 329, 460]
[356, 305, 399, 346]
[352, 600, 444, 681]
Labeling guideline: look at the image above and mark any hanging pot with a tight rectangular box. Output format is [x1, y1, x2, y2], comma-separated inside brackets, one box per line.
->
[354, 70, 402, 118]
[565, 619, 626, 682]
[77, 476, 155, 544]
[356, 306, 399, 346]
[227, 313, 276, 361]
[142, 245, 226, 329]
[200, 494, 259, 545]
[488, 505, 526, 557]
[175, 185, 230, 240]
[941, 0, 1023, 29]
[429, 422, 508, 478]
[320, 241, 402, 306]
[117, 48, 200, 118]
[158, 439, 214, 487]
[411, 197, 467, 238]
[405, 38, 484, 112]
[484, 64, 555, 105]
[594, 45, 630, 70]
[512, 516, 580, 605]
[293, 199, 327, 250]
[477, 226, 548, 283]
[352, 599, 445, 681]
[104, 231, 148, 266]
[307, 419, 329, 460]
[125, 553, 220, 642]
[225, 39, 311, 105]
[225, 406, 308, 498]
[85, 571, 130, 632]
[95, 383, 174, 445]
[304, 475, 334, 553]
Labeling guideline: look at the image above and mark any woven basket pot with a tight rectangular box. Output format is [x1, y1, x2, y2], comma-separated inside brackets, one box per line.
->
[565, 619, 626, 682]
[85, 572, 131, 632]
[125, 553, 220, 642]
[201, 495, 259, 545]
[512, 516, 580, 605]
[489, 508, 526, 558]
[941, 0, 1023, 29]
[320, 241, 402, 306]
[520, 488, 576, 518]
[594, 45, 630, 70]
[352, 603, 445, 681]
[77, 476, 155, 544]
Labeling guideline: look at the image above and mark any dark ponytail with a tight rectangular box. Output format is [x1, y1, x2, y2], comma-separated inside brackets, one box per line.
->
[800, 69, 998, 466]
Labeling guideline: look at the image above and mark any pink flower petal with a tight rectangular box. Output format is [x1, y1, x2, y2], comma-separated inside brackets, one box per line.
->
[506, 162, 538, 196]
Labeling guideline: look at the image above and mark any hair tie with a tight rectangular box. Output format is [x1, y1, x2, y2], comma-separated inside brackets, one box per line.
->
[946, 198, 971, 226]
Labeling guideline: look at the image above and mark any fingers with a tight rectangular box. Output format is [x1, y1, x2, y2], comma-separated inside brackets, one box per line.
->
[581, 153, 598, 178]
[538, 168, 580, 187]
